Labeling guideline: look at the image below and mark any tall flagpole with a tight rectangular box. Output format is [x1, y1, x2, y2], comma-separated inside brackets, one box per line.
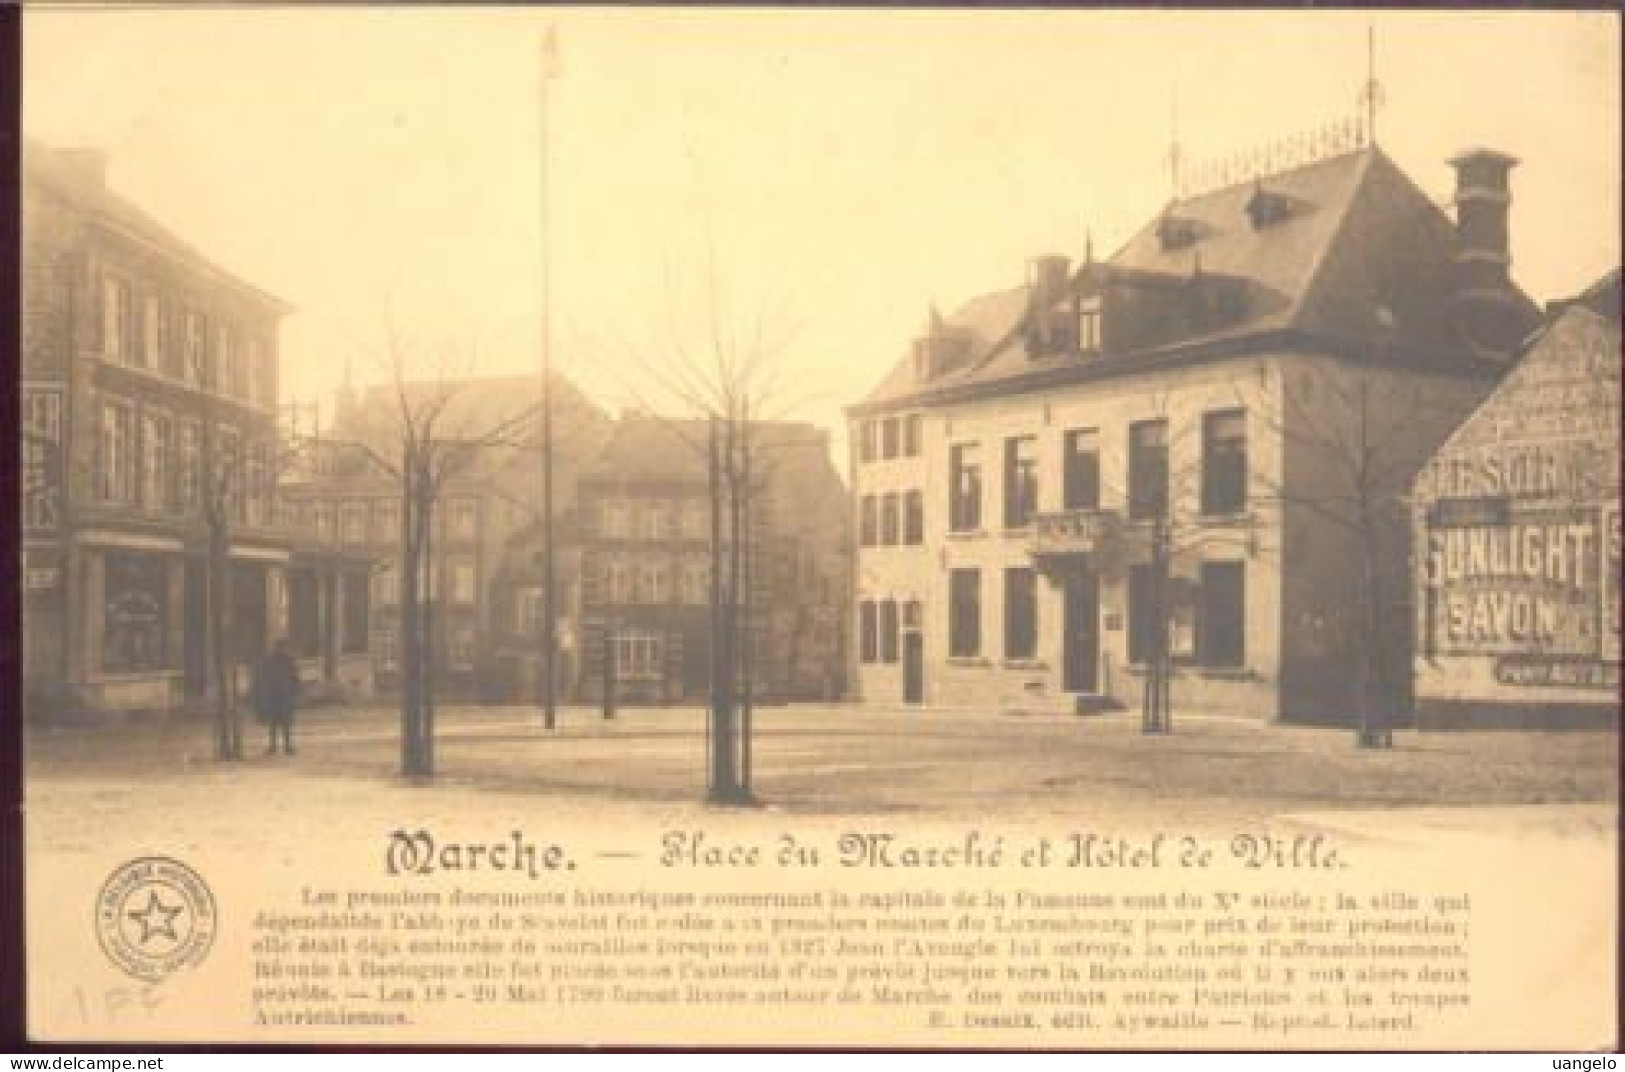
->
[539, 25, 559, 730]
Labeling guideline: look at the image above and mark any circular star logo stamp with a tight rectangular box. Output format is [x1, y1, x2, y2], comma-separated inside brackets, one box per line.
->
[95, 856, 217, 983]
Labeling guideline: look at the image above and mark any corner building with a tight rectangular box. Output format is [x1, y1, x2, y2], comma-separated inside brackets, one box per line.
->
[849, 145, 1539, 722]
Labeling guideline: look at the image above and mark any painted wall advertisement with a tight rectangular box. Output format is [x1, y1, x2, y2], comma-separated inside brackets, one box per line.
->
[1422, 483, 1620, 690]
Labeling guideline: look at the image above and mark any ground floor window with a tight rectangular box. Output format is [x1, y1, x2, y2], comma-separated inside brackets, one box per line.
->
[949, 569, 981, 658]
[1004, 567, 1037, 659]
[103, 552, 168, 674]
[859, 601, 878, 663]
[1198, 562, 1246, 668]
[615, 628, 663, 681]
[879, 599, 899, 664]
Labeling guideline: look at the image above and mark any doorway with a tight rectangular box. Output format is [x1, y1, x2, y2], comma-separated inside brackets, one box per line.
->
[1062, 570, 1100, 693]
[902, 630, 924, 704]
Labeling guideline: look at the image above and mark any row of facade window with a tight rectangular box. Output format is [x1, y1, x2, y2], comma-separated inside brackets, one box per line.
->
[369, 558, 479, 607]
[595, 497, 711, 541]
[583, 556, 712, 606]
[287, 497, 478, 547]
[945, 410, 1248, 531]
[97, 396, 276, 526]
[858, 489, 925, 547]
[857, 414, 922, 463]
[856, 562, 1246, 670]
[101, 275, 273, 408]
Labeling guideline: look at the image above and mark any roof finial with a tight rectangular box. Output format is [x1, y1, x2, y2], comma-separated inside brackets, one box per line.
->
[1166, 83, 1184, 200]
[1359, 22, 1385, 148]
[1084, 228, 1095, 266]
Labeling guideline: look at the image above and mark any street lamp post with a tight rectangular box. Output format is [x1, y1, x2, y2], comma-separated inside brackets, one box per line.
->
[537, 26, 560, 731]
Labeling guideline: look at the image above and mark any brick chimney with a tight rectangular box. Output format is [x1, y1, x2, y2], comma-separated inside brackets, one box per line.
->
[1447, 148, 1524, 354]
[1448, 147, 1517, 289]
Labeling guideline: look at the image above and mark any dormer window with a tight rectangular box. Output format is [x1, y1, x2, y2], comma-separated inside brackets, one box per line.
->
[1245, 184, 1294, 230]
[1157, 214, 1200, 251]
[1078, 298, 1102, 355]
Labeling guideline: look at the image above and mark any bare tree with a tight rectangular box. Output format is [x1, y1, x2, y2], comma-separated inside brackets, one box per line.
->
[191, 340, 305, 761]
[1248, 346, 1489, 747]
[340, 321, 546, 779]
[594, 245, 815, 804]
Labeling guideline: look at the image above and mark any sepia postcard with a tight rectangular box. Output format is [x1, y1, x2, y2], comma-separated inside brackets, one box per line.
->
[17, 5, 1621, 1049]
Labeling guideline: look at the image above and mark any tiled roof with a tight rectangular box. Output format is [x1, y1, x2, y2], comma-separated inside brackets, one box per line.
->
[857, 147, 1540, 412]
[24, 141, 293, 314]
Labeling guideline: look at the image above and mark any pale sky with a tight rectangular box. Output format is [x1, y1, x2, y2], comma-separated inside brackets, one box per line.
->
[23, 7, 1622, 442]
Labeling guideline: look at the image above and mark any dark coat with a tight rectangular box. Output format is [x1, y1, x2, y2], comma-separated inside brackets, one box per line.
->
[251, 651, 301, 723]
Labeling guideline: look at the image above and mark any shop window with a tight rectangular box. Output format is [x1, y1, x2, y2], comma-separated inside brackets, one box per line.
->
[949, 444, 982, 532]
[342, 572, 370, 654]
[102, 552, 167, 674]
[1004, 567, 1037, 660]
[615, 628, 663, 681]
[1004, 436, 1039, 528]
[1128, 420, 1168, 520]
[1063, 428, 1100, 511]
[1198, 562, 1246, 668]
[949, 568, 981, 658]
[1201, 410, 1248, 516]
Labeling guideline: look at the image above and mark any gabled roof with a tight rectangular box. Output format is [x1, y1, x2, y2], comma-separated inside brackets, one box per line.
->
[856, 147, 1540, 413]
[24, 141, 293, 315]
[1417, 299, 1620, 482]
